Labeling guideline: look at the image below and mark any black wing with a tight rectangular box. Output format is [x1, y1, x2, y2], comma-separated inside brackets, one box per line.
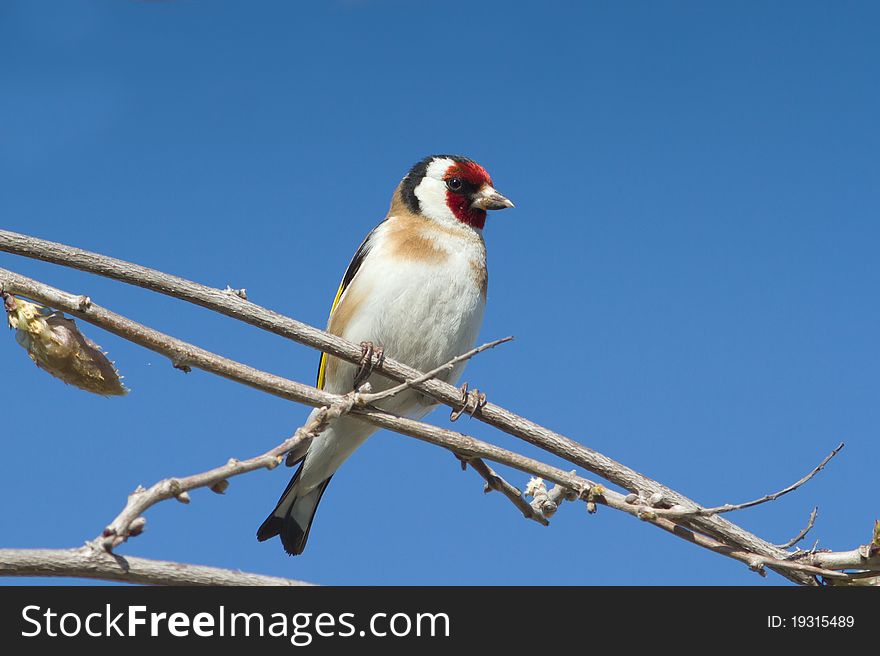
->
[315, 221, 382, 389]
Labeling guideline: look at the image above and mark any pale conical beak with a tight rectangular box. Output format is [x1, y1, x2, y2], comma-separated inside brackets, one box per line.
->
[470, 186, 515, 211]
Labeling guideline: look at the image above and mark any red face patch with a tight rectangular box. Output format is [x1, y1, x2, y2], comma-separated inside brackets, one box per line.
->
[444, 162, 493, 229]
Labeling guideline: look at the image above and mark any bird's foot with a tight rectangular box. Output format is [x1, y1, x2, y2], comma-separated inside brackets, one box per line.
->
[353, 341, 385, 389]
[450, 382, 487, 421]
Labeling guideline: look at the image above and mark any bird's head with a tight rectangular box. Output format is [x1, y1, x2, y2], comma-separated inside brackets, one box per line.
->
[398, 154, 514, 230]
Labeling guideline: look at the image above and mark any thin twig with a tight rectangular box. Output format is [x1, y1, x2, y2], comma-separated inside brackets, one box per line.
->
[777, 507, 819, 549]
[644, 443, 844, 519]
[359, 336, 513, 405]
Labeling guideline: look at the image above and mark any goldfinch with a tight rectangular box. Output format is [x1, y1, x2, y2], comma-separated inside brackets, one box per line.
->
[257, 155, 514, 555]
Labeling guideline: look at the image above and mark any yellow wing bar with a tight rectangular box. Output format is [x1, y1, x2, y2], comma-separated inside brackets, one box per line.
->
[316, 280, 347, 390]
[314, 220, 381, 391]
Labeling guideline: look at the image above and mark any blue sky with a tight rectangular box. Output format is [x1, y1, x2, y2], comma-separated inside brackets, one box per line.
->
[1, 1, 878, 585]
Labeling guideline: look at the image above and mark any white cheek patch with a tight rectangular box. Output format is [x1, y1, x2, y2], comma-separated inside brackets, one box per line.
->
[414, 158, 459, 225]
[413, 177, 454, 223]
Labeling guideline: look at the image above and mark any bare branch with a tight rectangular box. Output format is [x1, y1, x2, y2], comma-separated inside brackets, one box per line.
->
[795, 547, 880, 573]
[641, 515, 845, 581]
[0, 233, 872, 587]
[0, 231, 819, 582]
[100, 396, 357, 550]
[1, 265, 826, 581]
[0, 547, 314, 586]
[0, 268, 584, 489]
[0, 265, 825, 585]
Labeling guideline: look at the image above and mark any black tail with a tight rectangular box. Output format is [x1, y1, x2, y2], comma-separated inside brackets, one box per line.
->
[256, 463, 333, 556]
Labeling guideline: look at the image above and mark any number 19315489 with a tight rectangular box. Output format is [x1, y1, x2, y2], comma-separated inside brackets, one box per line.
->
[768, 616, 855, 629]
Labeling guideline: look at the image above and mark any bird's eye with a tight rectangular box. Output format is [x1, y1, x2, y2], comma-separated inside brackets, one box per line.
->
[446, 177, 463, 192]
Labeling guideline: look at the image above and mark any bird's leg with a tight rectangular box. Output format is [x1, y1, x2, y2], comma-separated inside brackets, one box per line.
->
[353, 341, 385, 389]
[450, 382, 488, 421]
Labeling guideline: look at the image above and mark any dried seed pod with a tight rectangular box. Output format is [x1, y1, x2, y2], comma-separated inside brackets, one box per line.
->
[5, 295, 128, 396]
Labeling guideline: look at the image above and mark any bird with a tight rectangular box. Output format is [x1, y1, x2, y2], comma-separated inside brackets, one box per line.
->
[256, 154, 514, 555]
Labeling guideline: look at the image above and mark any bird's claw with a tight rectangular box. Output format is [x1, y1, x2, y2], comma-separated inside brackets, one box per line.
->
[450, 382, 487, 421]
[354, 341, 385, 389]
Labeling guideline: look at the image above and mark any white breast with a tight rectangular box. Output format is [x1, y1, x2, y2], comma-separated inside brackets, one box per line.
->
[329, 219, 487, 415]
